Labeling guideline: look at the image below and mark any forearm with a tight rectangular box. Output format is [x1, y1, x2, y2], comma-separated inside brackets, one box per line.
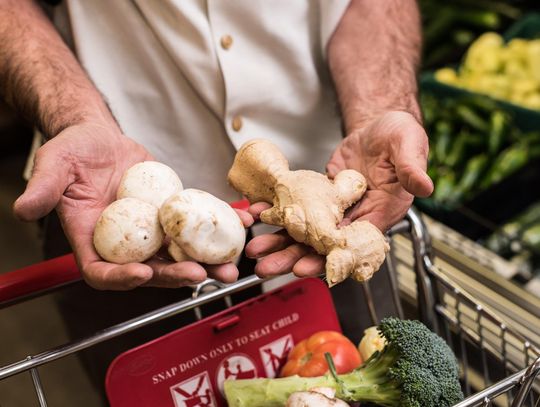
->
[0, 0, 116, 138]
[328, 0, 422, 133]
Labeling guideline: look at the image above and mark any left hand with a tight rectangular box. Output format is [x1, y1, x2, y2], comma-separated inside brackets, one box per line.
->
[246, 111, 433, 278]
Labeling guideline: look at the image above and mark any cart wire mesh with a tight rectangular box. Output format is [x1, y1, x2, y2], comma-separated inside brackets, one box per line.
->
[0, 209, 538, 407]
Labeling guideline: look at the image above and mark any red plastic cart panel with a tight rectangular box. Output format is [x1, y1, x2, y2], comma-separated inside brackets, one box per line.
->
[106, 278, 340, 407]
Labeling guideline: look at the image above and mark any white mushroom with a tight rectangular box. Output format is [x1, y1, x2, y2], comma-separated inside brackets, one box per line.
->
[286, 388, 348, 407]
[93, 198, 164, 264]
[159, 189, 245, 264]
[168, 240, 193, 262]
[117, 161, 183, 208]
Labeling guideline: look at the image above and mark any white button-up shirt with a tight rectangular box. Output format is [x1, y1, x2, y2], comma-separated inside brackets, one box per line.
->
[51, 0, 350, 201]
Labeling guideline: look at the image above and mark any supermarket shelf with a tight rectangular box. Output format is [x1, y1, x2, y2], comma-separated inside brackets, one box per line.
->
[526, 278, 540, 299]
[392, 216, 540, 348]
[423, 214, 540, 305]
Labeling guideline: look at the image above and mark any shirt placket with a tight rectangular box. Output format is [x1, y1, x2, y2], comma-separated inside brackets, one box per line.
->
[207, 0, 247, 148]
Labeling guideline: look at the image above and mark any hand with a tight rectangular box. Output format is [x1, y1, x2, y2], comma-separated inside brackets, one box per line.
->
[327, 110, 433, 230]
[13, 122, 254, 290]
[245, 111, 432, 278]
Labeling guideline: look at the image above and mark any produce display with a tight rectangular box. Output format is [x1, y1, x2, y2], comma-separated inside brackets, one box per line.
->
[420, 0, 529, 68]
[435, 33, 540, 110]
[485, 201, 540, 274]
[421, 93, 540, 206]
[93, 161, 245, 265]
[228, 139, 389, 287]
[224, 317, 463, 407]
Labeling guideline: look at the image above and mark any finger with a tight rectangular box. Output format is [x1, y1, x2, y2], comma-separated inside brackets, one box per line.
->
[206, 262, 239, 284]
[248, 202, 272, 221]
[13, 145, 74, 221]
[255, 243, 311, 277]
[345, 190, 412, 232]
[82, 261, 154, 290]
[292, 253, 326, 277]
[234, 208, 254, 228]
[396, 165, 433, 198]
[57, 201, 118, 286]
[393, 123, 434, 198]
[245, 230, 294, 258]
[326, 145, 347, 179]
[144, 258, 207, 288]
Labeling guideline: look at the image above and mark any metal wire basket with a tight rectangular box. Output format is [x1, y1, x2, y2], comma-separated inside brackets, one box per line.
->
[0, 209, 537, 406]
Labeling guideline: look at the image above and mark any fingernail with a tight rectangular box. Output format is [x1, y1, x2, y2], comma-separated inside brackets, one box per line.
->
[247, 252, 264, 259]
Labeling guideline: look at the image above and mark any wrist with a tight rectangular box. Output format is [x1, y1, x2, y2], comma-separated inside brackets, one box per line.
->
[343, 102, 422, 135]
[44, 94, 120, 139]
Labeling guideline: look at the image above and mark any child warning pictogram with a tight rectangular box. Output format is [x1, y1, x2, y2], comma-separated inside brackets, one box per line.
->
[259, 334, 294, 377]
[215, 354, 257, 394]
[170, 371, 216, 407]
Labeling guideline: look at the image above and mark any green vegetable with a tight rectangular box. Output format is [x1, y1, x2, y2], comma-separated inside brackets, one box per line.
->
[434, 121, 452, 163]
[423, 8, 456, 48]
[455, 9, 500, 28]
[486, 203, 540, 256]
[466, 96, 499, 114]
[501, 222, 523, 240]
[453, 0, 520, 19]
[483, 144, 529, 187]
[421, 94, 438, 127]
[455, 105, 489, 132]
[427, 165, 439, 186]
[452, 29, 475, 47]
[522, 132, 540, 145]
[488, 111, 508, 155]
[433, 171, 457, 204]
[444, 133, 467, 168]
[224, 318, 463, 407]
[485, 232, 512, 254]
[464, 133, 485, 148]
[522, 224, 540, 252]
[456, 154, 489, 197]
[513, 203, 540, 228]
[422, 91, 538, 206]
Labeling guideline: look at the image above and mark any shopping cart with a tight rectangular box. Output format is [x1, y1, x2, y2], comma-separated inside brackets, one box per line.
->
[0, 208, 538, 407]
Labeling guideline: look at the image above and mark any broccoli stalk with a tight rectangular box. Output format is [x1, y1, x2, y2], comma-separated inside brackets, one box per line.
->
[224, 318, 463, 407]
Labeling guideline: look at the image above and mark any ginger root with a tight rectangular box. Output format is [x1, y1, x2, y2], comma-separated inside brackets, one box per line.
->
[228, 139, 389, 286]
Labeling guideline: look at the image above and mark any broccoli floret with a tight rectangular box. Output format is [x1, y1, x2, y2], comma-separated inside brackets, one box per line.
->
[224, 317, 463, 407]
[352, 317, 464, 406]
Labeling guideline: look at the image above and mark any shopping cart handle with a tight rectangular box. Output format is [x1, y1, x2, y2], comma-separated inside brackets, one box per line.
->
[0, 254, 80, 306]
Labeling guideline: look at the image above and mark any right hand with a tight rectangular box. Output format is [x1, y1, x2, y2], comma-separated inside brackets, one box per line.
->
[13, 122, 251, 290]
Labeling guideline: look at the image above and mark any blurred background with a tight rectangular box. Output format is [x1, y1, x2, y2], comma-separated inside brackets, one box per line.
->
[0, 0, 539, 406]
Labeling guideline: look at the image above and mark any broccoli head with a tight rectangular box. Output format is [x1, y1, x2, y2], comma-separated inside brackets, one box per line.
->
[367, 317, 464, 406]
[224, 317, 464, 407]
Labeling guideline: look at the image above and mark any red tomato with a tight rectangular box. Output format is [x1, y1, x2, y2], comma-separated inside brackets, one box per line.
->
[280, 331, 362, 377]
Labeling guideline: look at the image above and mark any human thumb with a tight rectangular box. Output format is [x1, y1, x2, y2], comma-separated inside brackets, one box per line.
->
[396, 165, 433, 198]
[13, 146, 73, 221]
[394, 123, 434, 198]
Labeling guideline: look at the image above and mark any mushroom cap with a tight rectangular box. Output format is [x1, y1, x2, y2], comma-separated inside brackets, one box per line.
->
[117, 161, 183, 208]
[159, 189, 245, 264]
[93, 198, 164, 264]
[168, 240, 193, 262]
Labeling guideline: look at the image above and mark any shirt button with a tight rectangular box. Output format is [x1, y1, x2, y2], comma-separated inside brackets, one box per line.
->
[232, 116, 243, 132]
[220, 35, 233, 50]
